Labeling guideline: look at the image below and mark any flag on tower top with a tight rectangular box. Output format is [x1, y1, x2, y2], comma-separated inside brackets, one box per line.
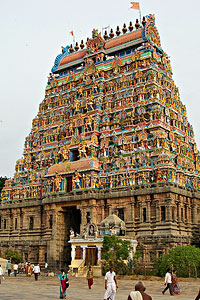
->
[70, 31, 74, 36]
[130, 2, 140, 10]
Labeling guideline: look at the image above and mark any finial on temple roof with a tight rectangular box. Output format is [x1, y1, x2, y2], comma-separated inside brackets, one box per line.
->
[122, 23, 127, 34]
[116, 26, 120, 36]
[69, 44, 74, 53]
[109, 29, 114, 38]
[74, 42, 79, 51]
[142, 16, 146, 27]
[135, 19, 140, 29]
[129, 21, 133, 32]
[103, 31, 108, 40]
[80, 40, 84, 49]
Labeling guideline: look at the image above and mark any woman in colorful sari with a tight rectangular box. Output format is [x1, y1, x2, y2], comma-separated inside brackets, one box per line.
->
[58, 269, 69, 299]
[27, 263, 32, 277]
[172, 270, 180, 295]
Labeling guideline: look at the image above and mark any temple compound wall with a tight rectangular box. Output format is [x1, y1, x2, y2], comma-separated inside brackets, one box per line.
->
[0, 185, 199, 269]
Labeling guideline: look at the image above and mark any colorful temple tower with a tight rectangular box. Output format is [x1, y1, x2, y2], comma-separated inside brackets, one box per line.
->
[0, 15, 199, 269]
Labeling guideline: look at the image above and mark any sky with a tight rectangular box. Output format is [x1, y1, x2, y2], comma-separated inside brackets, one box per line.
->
[0, 0, 200, 178]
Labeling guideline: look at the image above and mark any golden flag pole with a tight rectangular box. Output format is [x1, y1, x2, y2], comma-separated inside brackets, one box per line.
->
[70, 31, 75, 47]
[139, 2, 142, 24]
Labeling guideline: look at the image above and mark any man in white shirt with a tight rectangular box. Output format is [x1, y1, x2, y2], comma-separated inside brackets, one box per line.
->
[0, 264, 4, 284]
[104, 266, 118, 300]
[33, 264, 40, 281]
[162, 268, 173, 295]
[13, 263, 18, 277]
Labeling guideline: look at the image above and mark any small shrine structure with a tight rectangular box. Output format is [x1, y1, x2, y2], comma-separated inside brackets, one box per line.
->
[69, 214, 137, 276]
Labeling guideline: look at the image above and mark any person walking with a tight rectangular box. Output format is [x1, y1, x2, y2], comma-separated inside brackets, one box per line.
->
[104, 266, 118, 300]
[13, 263, 18, 277]
[33, 264, 40, 281]
[162, 268, 173, 296]
[25, 262, 28, 276]
[27, 263, 32, 277]
[86, 266, 94, 289]
[6, 260, 12, 276]
[0, 264, 4, 284]
[58, 269, 69, 299]
[172, 269, 180, 295]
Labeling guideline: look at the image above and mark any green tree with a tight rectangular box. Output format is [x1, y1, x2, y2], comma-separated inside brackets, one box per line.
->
[102, 235, 133, 262]
[155, 245, 200, 278]
[102, 235, 137, 275]
[5, 250, 22, 263]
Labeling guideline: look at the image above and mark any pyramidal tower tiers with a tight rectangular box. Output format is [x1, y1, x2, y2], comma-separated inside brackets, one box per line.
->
[2, 14, 200, 197]
[0, 15, 199, 269]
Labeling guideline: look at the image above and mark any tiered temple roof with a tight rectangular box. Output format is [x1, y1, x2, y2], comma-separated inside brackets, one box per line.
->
[2, 14, 200, 202]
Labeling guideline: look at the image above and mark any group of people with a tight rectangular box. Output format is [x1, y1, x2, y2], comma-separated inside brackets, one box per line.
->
[0, 262, 199, 299]
[6, 261, 19, 277]
[57, 266, 152, 300]
[25, 262, 40, 279]
[5, 261, 41, 281]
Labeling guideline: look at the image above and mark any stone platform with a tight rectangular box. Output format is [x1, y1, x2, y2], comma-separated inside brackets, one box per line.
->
[0, 275, 199, 300]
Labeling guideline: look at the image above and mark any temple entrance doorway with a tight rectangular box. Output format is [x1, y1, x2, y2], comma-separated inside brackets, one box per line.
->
[62, 206, 81, 266]
[85, 246, 98, 266]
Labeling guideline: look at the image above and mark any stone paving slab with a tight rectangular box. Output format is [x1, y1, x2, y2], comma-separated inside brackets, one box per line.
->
[0, 275, 199, 300]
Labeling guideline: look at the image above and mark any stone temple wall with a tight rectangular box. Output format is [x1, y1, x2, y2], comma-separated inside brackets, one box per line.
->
[0, 185, 199, 269]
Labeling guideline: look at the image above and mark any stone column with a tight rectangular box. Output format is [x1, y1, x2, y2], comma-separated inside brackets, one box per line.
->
[90, 204, 97, 225]
[188, 205, 191, 224]
[130, 198, 135, 235]
[101, 205, 105, 221]
[45, 210, 50, 229]
[97, 245, 102, 261]
[80, 207, 87, 234]
[130, 198, 135, 222]
[146, 200, 151, 222]
[156, 201, 160, 222]
[192, 203, 198, 225]
[166, 200, 172, 222]
[71, 245, 76, 261]
[185, 204, 188, 223]
[177, 202, 181, 223]
[82, 246, 86, 260]
[138, 202, 143, 223]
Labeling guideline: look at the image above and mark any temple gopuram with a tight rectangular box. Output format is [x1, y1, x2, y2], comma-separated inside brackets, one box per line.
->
[0, 14, 200, 271]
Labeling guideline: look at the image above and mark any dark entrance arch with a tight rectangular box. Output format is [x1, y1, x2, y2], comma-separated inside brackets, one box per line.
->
[62, 206, 81, 266]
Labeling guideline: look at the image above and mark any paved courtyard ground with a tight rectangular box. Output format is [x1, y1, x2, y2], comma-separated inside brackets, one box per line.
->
[0, 275, 199, 300]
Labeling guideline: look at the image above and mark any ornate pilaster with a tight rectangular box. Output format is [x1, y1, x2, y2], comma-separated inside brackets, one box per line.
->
[155, 201, 160, 222]
[146, 200, 151, 222]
